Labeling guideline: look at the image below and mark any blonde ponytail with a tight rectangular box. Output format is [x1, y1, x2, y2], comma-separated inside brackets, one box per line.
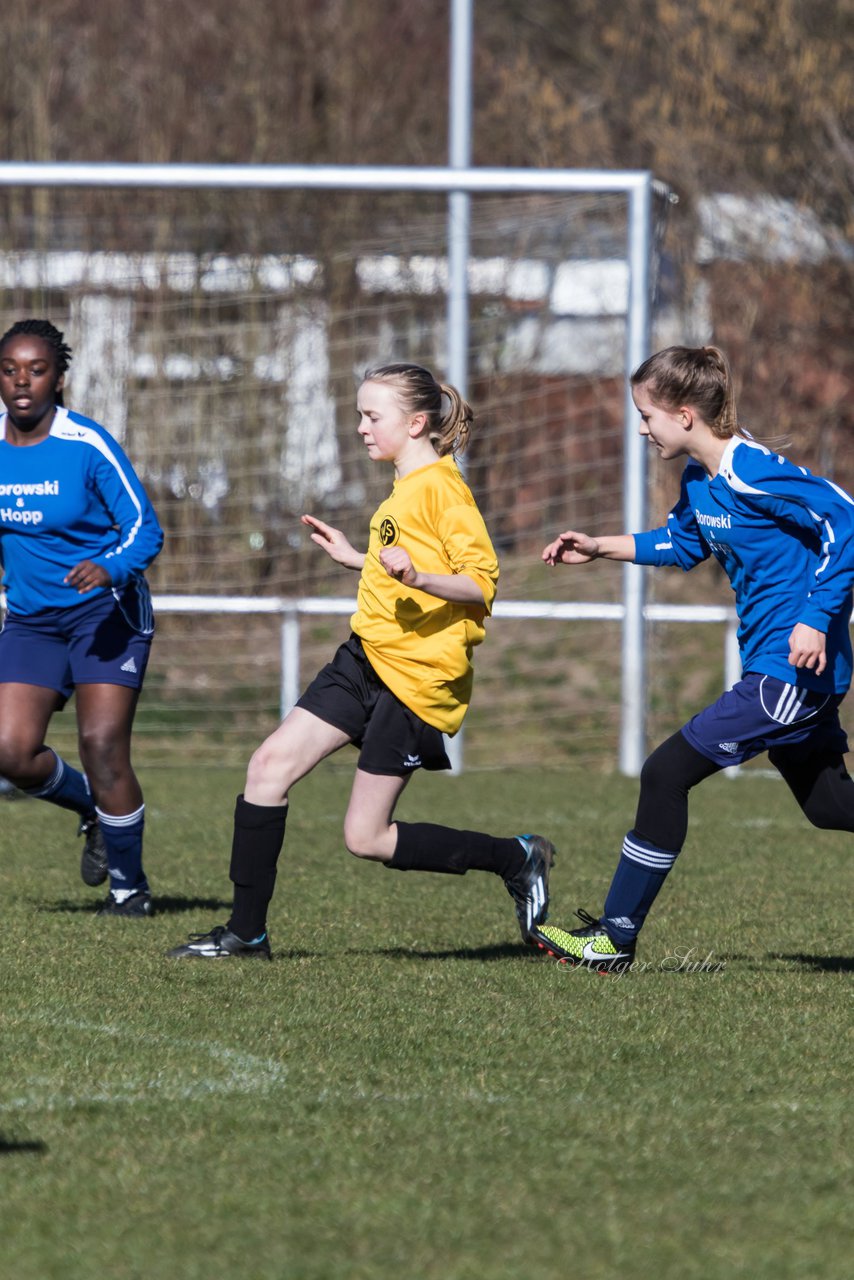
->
[362, 362, 474, 456]
[434, 382, 474, 456]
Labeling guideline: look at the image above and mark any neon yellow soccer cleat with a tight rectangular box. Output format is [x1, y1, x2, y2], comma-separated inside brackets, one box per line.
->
[531, 909, 636, 973]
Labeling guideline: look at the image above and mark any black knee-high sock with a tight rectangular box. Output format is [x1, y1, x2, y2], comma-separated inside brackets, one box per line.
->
[388, 821, 525, 878]
[227, 795, 288, 940]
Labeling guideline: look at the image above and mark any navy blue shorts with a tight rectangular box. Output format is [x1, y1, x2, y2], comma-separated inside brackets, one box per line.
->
[682, 672, 849, 768]
[296, 634, 451, 776]
[0, 581, 155, 700]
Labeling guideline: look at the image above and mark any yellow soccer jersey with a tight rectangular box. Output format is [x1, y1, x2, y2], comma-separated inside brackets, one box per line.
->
[352, 454, 499, 734]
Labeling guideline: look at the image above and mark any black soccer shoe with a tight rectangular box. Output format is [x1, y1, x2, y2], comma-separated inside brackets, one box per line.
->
[96, 890, 155, 918]
[505, 834, 556, 942]
[166, 925, 272, 960]
[79, 815, 109, 887]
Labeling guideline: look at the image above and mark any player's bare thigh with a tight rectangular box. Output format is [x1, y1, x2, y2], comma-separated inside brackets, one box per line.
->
[245, 705, 352, 805]
[343, 768, 411, 862]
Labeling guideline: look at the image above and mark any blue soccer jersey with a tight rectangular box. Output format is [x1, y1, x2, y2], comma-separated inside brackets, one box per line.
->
[633, 436, 854, 693]
[0, 406, 164, 614]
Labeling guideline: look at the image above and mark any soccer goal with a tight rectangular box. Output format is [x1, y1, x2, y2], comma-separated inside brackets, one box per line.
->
[0, 162, 722, 774]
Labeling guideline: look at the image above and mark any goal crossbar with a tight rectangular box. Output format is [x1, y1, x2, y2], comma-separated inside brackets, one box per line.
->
[0, 160, 656, 773]
[0, 161, 655, 195]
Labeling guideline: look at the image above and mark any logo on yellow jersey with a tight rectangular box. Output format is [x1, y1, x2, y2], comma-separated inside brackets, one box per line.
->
[379, 516, 399, 546]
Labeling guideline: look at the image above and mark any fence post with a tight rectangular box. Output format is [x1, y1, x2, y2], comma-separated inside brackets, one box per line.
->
[280, 607, 301, 721]
[619, 174, 653, 776]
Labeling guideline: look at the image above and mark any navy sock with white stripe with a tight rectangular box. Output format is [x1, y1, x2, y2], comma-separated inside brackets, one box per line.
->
[601, 829, 679, 943]
[98, 804, 148, 898]
[22, 750, 93, 817]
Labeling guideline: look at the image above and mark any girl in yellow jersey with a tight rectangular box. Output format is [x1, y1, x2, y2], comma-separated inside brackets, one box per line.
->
[168, 363, 555, 959]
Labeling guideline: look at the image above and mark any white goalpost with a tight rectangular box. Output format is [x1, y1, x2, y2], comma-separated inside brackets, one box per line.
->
[0, 158, 699, 775]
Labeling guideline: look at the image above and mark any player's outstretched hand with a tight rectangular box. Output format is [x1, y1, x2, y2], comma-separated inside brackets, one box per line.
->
[542, 530, 600, 566]
[301, 514, 365, 570]
[64, 560, 112, 593]
[379, 545, 417, 586]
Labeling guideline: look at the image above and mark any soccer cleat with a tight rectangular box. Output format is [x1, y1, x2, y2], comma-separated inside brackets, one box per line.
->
[96, 890, 155, 918]
[505, 834, 556, 941]
[78, 815, 108, 887]
[166, 925, 272, 960]
[531, 909, 635, 973]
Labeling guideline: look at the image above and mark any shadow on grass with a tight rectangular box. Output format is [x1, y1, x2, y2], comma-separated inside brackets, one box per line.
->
[211, 944, 527, 962]
[0, 1136, 47, 1156]
[774, 953, 854, 974]
[723, 952, 854, 974]
[40, 895, 232, 915]
[372, 942, 528, 962]
[147, 895, 233, 915]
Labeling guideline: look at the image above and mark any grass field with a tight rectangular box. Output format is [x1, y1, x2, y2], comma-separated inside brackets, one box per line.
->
[0, 763, 851, 1279]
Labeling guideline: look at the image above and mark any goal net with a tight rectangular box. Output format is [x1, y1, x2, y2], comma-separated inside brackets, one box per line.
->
[0, 179, 689, 771]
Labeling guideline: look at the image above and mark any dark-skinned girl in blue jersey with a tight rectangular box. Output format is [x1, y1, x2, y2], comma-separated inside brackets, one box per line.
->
[0, 319, 164, 915]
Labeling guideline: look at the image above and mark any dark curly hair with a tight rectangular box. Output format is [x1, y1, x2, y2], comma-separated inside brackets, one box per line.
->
[0, 318, 73, 407]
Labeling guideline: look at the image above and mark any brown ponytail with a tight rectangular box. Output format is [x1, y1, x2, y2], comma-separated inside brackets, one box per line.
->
[631, 345, 739, 439]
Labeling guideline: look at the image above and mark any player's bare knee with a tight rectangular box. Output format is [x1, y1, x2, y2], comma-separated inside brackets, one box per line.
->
[343, 829, 374, 859]
[0, 739, 17, 776]
[342, 816, 383, 860]
[78, 735, 126, 786]
[78, 723, 120, 761]
[246, 741, 296, 794]
[245, 746, 273, 791]
[0, 734, 39, 780]
[0, 744, 24, 779]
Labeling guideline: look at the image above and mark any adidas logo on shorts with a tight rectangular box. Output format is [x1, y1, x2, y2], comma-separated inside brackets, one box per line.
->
[120, 657, 138, 674]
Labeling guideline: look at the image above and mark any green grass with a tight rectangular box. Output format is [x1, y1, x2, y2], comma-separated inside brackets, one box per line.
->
[0, 766, 851, 1279]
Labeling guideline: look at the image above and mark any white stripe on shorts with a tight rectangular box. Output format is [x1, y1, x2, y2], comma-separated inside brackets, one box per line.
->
[771, 682, 806, 725]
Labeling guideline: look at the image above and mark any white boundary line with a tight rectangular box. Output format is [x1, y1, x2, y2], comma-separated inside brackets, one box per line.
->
[0, 1013, 509, 1112]
[0, 1014, 286, 1111]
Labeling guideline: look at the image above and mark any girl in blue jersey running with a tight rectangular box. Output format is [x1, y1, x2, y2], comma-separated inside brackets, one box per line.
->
[531, 344, 854, 972]
[0, 319, 164, 916]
